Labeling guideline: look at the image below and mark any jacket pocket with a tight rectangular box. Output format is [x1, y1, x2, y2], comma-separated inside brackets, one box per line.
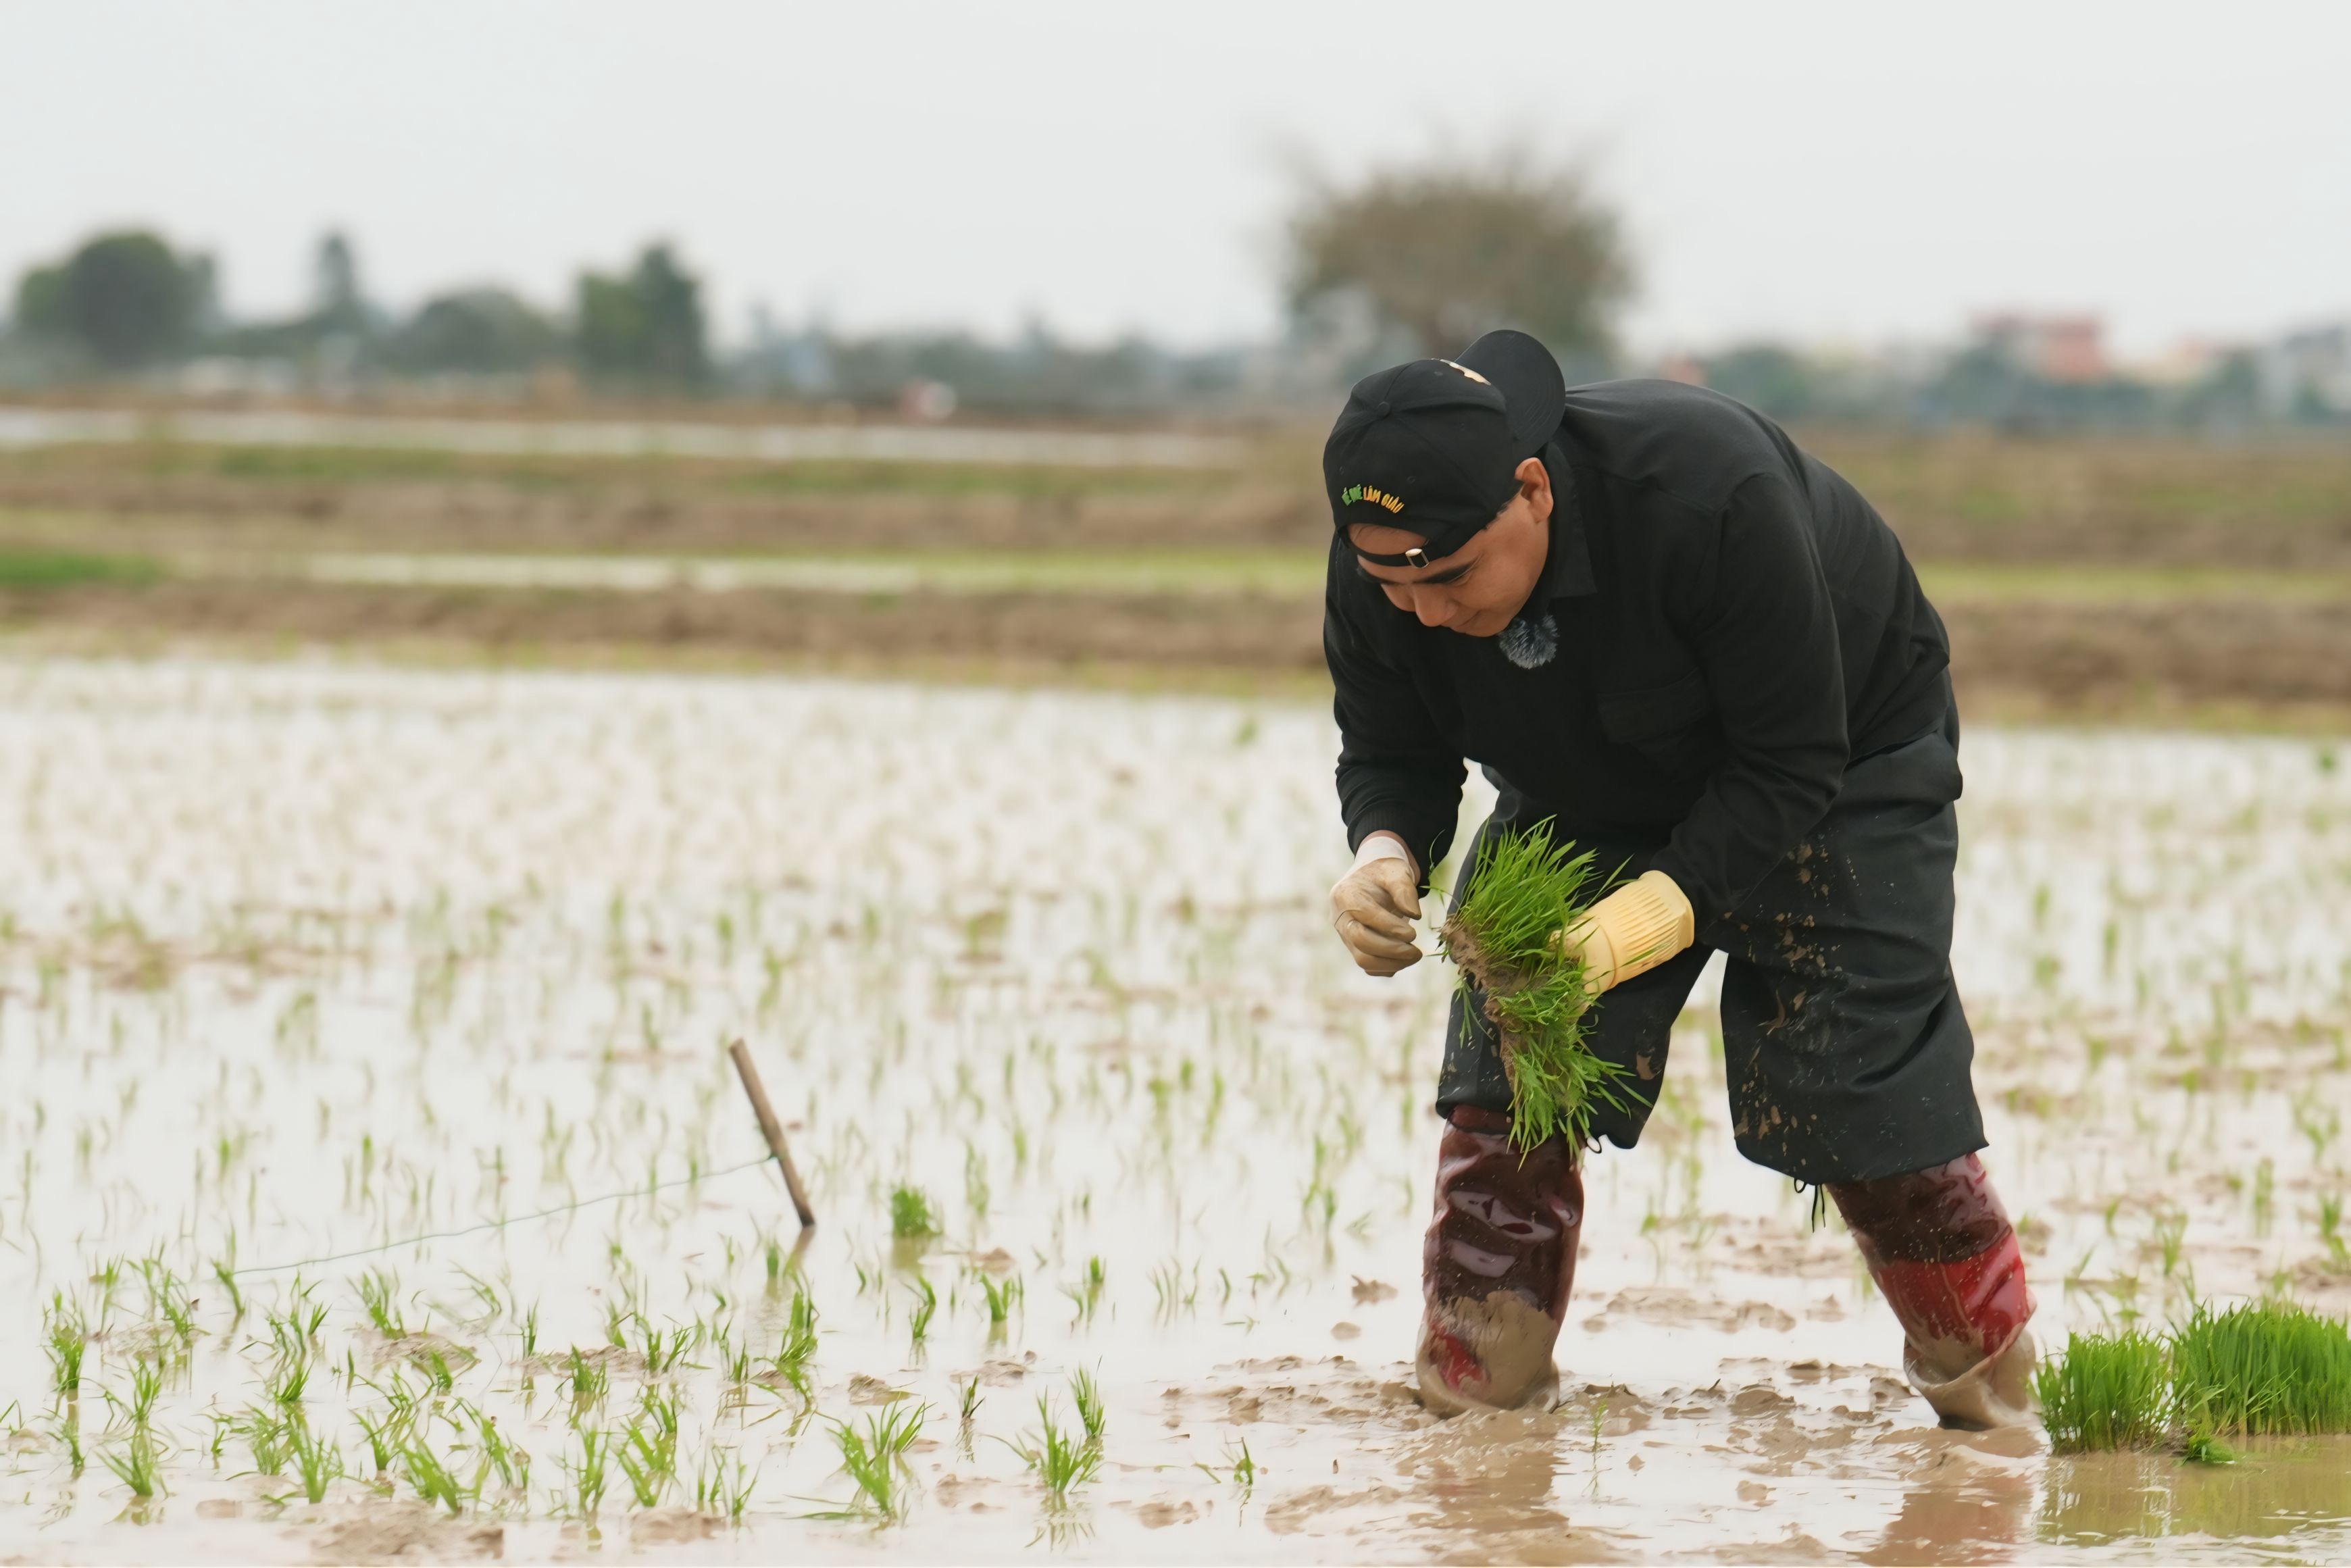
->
[1598, 669, 1719, 776]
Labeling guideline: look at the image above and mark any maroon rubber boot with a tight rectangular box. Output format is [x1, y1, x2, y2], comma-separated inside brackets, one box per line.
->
[1827, 1153, 2038, 1429]
[1415, 1106, 1584, 1415]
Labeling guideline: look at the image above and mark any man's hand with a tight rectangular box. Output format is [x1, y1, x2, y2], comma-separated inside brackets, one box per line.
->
[1331, 834, 1423, 976]
[1558, 869, 1696, 993]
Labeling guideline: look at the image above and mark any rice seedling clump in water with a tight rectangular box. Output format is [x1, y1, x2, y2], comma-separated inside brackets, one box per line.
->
[2171, 1298, 2351, 1437]
[2036, 1330, 2171, 1452]
[1438, 821, 1626, 1151]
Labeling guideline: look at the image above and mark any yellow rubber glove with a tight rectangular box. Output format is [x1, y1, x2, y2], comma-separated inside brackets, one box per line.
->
[1330, 834, 1422, 976]
[1559, 869, 1695, 993]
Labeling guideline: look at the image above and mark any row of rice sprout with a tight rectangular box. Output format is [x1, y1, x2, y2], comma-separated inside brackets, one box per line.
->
[2040, 1299, 2351, 1453]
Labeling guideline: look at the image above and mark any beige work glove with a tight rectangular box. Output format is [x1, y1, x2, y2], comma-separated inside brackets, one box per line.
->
[1330, 834, 1423, 976]
[1559, 869, 1695, 993]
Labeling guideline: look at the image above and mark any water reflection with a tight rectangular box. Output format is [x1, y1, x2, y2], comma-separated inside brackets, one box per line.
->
[2041, 1437, 2351, 1548]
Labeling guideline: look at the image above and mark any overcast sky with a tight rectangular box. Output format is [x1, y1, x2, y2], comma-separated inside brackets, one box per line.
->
[4, 1, 2344, 357]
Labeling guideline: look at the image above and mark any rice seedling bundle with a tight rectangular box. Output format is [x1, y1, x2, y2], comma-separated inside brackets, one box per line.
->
[2039, 1300, 2351, 1450]
[2171, 1299, 2351, 1437]
[2036, 1330, 2170, 1452]
[1438, 822, 1627, 1151]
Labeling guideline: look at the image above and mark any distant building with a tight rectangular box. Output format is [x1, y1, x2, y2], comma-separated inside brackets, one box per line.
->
[1655, 352, 1707, 387]
[2138, 337, 2238, 388]
[2258, 324, 2351, 418]
[1971, 313, 2110, 384]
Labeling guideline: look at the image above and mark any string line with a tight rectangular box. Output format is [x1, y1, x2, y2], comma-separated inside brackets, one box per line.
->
[230, 1154, 778, 1277]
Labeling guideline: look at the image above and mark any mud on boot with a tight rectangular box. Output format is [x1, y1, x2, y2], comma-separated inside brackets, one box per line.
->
[1415, 1106, 1583, 1415]
[1827, 1153, 2039, 1430]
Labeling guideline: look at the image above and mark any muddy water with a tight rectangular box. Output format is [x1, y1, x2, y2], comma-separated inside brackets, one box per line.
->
[0, 659, 2346, 1563]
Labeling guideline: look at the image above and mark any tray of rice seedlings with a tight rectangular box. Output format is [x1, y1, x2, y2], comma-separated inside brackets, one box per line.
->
[1438, 821, 1627, 1153]
[2036, 1329, 2171, 1452]
[2170, 1298, 2351, 1438]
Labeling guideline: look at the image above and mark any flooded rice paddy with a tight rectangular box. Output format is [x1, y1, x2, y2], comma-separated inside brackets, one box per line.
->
[0, 657, 2347, 1563]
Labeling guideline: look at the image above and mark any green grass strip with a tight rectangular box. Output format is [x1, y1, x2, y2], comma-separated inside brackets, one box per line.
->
[1438, 820, 1625, 1153]
[0, 551, 163, 590]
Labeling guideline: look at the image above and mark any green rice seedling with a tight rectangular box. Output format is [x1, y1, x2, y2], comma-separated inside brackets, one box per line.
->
[564, 1429, 610, 1517]
[353, 1407, 404, 1477]
[268, 1334, 315, 1409]
[1228, 1438, 1256, 1490]
[634, 1315, 694, 1377]
[965, 1143, 991, 1221]
[53, 1409, 84, 1477]
[143, 1263, 199, 1347]
[288, 1422, 343, 1504]
[212, 1257, 246, 1321]
[2172, 1298, 2351, 1436]
[44, 1293, 86, 1399]
[565, 1347, 609, 1407]
[122, 1355, 164, 1427]
[2037, 1330, 2171, 1452]
[832, 1402, 926, 1521]
[617, 1389, 681, 1506]
[102, 1423, 165, 1500]
[1070, 1366, 1105, 1442]
[2183, 1427, 2238, 1465]
[959, 1377, 984, 1421]
[465, 1402, 529, 1496]
[520, 1301, 540, 1359]
[91, 1257, 126, 1325]
[1148, 1259, 1196, 1316]
[455, 1267, 504, 1329]
[693, 1446, 757, 1522]
[401, 1430, 472, 1514]
[2153, 1211, 2189, 1278]
[279, 1279, 329, 1343]
[907, 1278, 938, 1347]
[767, 1292, 817, 1397]
[890, 1184, 940, 1240]
[243, 1407, 291, 1475]
[2321, 1193, 2348, 1269]
[357, 1268, 408, 1337]
[1438, 822, 1627, 1150]
[1007, 1396, 1099, 1497]
[980, 1273, 1021, 1330]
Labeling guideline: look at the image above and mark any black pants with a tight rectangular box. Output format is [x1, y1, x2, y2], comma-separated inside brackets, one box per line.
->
[1437, 701, 1983, 1186]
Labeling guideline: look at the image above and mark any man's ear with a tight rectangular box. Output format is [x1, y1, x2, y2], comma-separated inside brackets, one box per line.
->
[1515, 455, 1552, 528]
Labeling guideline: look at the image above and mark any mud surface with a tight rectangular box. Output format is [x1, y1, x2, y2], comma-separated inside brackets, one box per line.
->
[0, 660, 2344, 1561]
[4, 578, 2351, 721]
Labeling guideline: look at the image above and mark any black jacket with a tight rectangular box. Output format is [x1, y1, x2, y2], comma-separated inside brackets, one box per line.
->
[1325, 378, 1951, 924]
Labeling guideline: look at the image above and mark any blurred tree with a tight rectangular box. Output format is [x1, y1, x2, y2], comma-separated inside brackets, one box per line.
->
[577, 244, 707, 388]
[312, 231, 370, 336]
[12, 230, 211, 368]
[1286, 153, 1632, 361]
[386, 287, 562, 374]
[1702, 345, 1819, 420]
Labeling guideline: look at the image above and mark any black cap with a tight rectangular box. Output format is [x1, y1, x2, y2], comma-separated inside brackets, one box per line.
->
[1323, 329, 1568, 568]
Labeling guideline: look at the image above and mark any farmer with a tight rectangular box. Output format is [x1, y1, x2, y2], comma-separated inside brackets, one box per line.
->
[1322, 330, 2036, 1428]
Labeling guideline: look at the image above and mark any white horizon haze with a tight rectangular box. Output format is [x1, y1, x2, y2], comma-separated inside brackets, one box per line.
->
[2, 0, 2345, 361]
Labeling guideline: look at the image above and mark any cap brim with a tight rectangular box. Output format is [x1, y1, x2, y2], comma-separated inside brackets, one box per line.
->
[1457, 329, 1566, 455]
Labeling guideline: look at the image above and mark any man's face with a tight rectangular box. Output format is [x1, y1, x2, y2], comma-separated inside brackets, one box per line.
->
[1348, 457, 1553, 638]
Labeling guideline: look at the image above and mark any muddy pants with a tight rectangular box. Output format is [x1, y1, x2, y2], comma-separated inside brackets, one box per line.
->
[1435, 701, 1983, 1186]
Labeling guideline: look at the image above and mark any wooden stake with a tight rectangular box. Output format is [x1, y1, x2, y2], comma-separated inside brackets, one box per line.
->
[728, 1039, 815, 1229]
